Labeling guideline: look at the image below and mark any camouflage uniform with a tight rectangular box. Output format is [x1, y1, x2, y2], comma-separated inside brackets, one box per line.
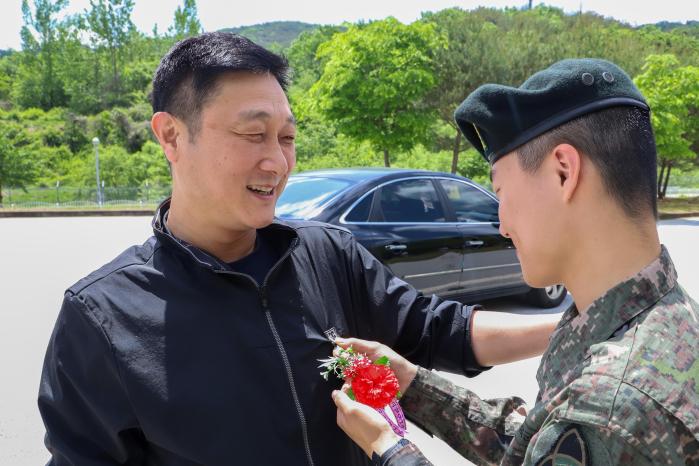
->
[387, 246, 699, 465]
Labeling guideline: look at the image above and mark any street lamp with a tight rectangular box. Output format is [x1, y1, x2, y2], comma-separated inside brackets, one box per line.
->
[92, 137, 102, 207]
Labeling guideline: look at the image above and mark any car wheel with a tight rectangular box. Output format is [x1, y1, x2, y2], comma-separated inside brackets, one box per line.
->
[524, 284, 567, 308]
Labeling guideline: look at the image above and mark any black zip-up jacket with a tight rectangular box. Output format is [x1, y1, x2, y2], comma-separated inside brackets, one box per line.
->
[39, 202, 485, 466]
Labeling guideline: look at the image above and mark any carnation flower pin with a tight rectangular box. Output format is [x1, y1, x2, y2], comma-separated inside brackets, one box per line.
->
[319, 342, 407, 436]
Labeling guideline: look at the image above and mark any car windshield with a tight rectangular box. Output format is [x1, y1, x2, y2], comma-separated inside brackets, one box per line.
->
[275, 177, 352, 219]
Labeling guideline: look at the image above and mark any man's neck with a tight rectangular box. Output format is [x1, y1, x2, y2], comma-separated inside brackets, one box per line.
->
[165, 196, 257, 263]
[563, 216, 661, 313]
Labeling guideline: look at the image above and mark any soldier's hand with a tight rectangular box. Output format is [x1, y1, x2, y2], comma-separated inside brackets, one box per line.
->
[332, 385, 400, 459]
[335, 337, 418, 393]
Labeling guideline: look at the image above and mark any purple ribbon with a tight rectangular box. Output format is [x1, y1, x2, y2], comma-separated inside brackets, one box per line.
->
[376, 399, 407, 436]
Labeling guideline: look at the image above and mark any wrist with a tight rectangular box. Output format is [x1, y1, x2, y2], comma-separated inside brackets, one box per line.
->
[366, 430, 400, 458]
[404, 363, 418, 391]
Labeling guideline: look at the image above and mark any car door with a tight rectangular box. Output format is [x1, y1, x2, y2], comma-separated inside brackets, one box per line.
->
[348, 177, 465, 297]
[436, 178, 524, 294]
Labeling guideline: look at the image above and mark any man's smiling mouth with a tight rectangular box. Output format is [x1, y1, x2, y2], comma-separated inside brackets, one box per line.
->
[247, 185, 275, 196]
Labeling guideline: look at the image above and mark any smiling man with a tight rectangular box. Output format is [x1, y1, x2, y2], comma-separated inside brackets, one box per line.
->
[330, 59, 699, 465]
[37, 33, 558, 466]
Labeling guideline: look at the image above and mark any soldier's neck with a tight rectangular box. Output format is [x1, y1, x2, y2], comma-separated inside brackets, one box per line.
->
[563, 214, 660, 313]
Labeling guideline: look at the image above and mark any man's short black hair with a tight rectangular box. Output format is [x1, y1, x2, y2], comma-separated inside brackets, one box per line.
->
[151, 32, 290, 138]
[516, 106, 658, 220]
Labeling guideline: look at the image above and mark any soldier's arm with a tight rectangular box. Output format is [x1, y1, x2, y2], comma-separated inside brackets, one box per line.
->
[524, 421, 655, 466]
[400, 367, 526, 466]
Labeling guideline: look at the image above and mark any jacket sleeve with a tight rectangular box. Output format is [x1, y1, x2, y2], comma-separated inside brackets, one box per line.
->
[344, 235, 489, 376]
[400, 367, 526, 466]
[38, 293, 145, 465]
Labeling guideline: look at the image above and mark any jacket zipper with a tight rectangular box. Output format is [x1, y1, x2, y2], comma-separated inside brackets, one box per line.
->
[259, 239, 316, 466]
[173, 229, 315, 466]
[159, 214, 316, 463]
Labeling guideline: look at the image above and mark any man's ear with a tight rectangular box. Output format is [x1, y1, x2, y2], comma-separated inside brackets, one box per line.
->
[552, 143, 582, 203]
[151, 112, 185, 164]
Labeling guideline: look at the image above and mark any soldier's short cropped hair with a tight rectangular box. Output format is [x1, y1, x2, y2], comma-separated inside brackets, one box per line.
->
[151, 32, 290, 140]
[516, 106, 658, 220]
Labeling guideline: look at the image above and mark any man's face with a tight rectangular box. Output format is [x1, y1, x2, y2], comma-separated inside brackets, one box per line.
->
[491, 153, 564, 288]
[173, 72, 296, 232]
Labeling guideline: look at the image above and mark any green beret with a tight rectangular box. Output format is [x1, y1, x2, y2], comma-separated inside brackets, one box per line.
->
[455, 58, 649, 164]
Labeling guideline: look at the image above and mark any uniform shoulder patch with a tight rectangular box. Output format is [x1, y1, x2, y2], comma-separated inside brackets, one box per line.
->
[535, 425, 588, 466]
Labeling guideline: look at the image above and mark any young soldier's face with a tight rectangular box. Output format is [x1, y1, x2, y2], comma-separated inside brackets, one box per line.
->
[491, 152, 566, 288]
[174, 72, 296, 231]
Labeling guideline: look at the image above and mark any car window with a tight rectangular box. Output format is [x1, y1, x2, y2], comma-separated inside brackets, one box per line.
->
[345, 193, 373, 222]
[378, 179, 446, 223]
[275, 177, 352, 219]
[439, 179, 499, 223]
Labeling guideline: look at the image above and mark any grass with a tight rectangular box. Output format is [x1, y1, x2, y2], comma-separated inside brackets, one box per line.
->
[658, 196, 699, 215]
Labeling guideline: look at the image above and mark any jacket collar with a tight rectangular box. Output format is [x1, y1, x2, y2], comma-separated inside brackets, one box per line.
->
[536, 245, 677, 400]
[151, 197, 299, 272]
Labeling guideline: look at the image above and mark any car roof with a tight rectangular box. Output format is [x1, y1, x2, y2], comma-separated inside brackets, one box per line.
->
[290, 168, 459, 183]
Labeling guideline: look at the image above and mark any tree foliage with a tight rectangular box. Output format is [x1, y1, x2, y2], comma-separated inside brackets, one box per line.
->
[0, 129, 36, 204]
[171, 0, 202, 40]
[310, 18, 444, 166]
[0, 5, 698, 198]
[635, 54, 699, 197]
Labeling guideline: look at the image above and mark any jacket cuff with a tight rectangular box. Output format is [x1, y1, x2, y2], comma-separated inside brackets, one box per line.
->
[461, 304, 492, 376]
[377, 438, 432, 466]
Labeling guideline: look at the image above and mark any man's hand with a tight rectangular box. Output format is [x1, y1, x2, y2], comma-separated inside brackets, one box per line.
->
[335, 337, 418, 393]
[332, 386, 400, 458]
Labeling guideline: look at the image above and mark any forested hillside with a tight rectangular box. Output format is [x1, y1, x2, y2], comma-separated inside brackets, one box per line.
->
[0, 0, 697, 207]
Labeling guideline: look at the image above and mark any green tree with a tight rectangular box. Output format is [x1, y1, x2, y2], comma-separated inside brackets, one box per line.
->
[170, 0, 202, 39]
[16, 0, 69, 109]
[85, 0, 136, 106]
[635, 54, 699, 198]
[310, 18, 443, 167]
[0, 130, 35, 204]
[421, 8, 514, 173]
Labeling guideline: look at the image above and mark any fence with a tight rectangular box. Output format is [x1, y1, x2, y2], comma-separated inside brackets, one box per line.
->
[0, 185, 171, 209]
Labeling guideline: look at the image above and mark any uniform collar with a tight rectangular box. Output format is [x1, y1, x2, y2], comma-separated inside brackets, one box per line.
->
[566, 245, 676, 346]
[537, 246, 676, 400]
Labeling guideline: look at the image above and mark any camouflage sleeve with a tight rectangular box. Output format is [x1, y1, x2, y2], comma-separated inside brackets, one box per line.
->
[400, 367, 527, 466]
[524, 421, 655, 466]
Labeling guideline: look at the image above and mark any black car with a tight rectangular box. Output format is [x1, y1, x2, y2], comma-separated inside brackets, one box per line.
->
[275, 168, 566, 308]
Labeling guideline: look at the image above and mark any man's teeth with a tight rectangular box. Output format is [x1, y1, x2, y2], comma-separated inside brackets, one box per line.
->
[248, 186, 274, 195]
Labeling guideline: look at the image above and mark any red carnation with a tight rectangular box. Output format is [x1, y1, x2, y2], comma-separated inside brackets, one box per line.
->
[350, 364, 400, 409]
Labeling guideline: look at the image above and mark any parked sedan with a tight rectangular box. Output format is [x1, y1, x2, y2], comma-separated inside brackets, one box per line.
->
[275, 168, 566, 308]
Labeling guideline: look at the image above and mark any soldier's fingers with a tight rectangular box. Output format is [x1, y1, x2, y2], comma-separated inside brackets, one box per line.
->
[335, 337, 381, 354]
[332, 389, 355, 415]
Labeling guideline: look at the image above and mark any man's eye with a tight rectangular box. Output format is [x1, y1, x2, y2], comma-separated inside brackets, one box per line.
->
[282, 135, 296, 144]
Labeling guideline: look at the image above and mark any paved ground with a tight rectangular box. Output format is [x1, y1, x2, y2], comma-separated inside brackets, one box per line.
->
[0, 216, 697, 465]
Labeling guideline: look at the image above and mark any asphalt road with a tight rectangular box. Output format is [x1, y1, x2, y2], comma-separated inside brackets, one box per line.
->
[0, 216, 696, 465]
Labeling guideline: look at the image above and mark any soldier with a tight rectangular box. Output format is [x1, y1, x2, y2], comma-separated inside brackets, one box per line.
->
[331, 58, 699, 465]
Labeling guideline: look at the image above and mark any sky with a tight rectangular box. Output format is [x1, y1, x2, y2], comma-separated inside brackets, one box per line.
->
[2, 0, 698, 50]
